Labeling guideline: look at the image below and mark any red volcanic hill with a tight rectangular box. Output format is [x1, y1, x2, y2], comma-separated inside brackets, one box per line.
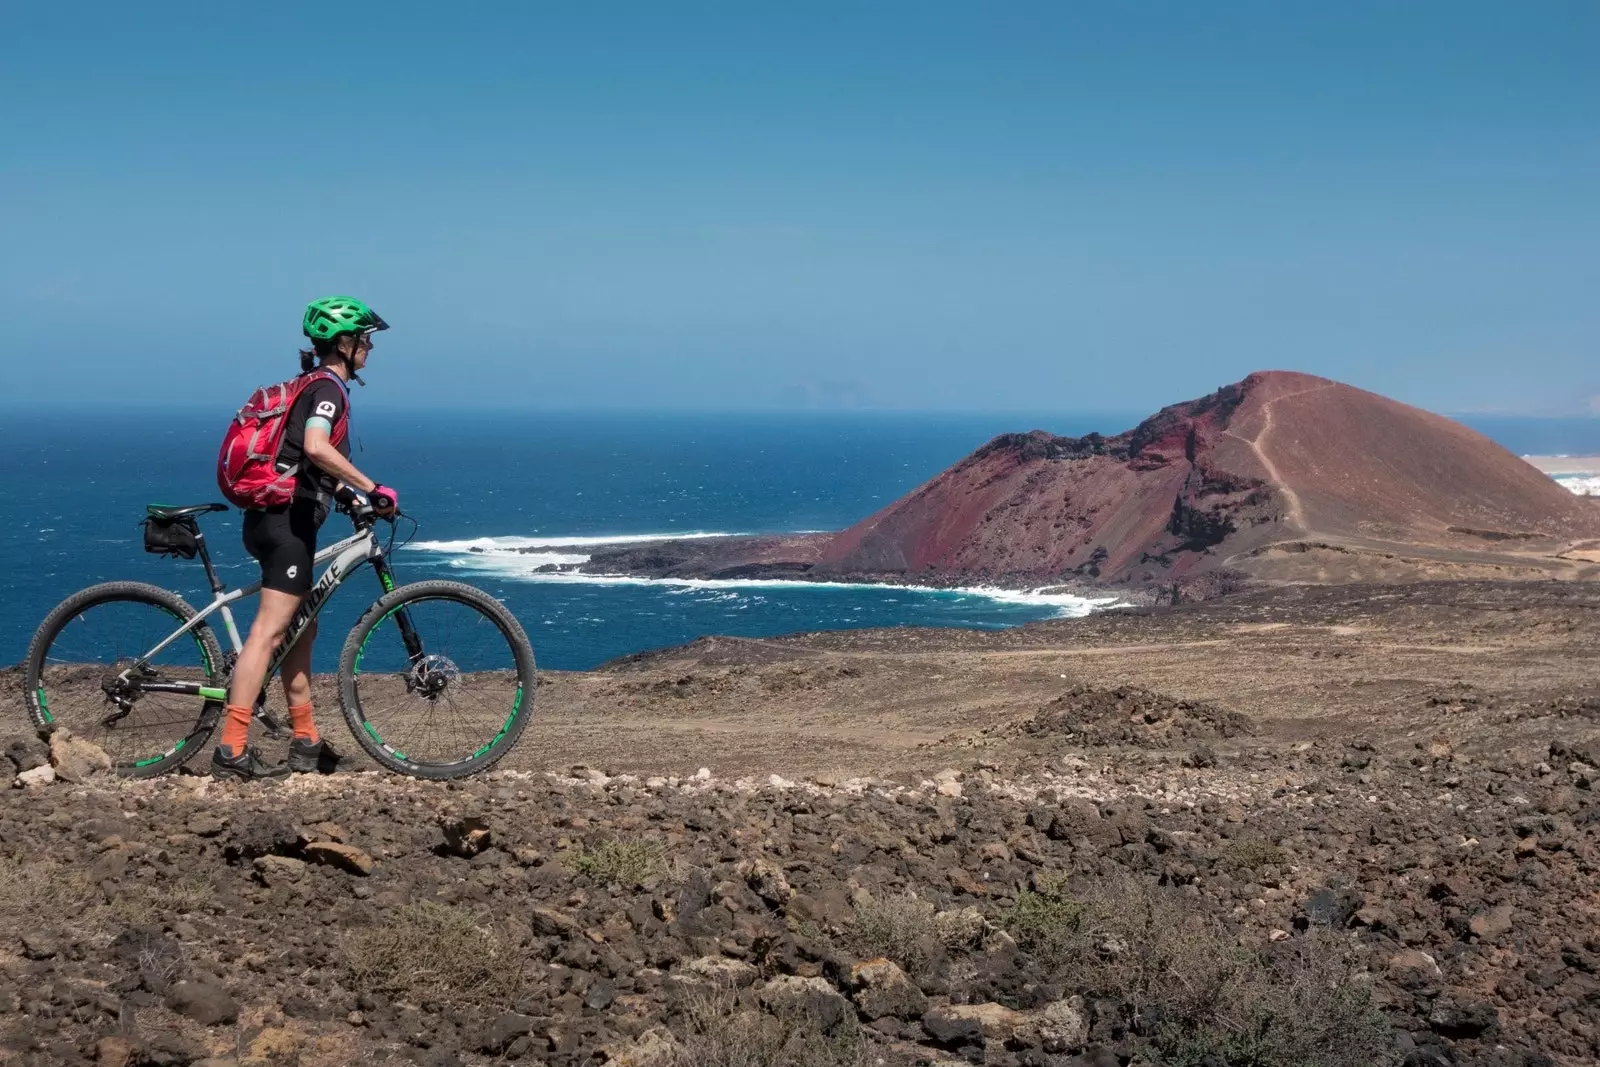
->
[814, 371, 1600, 589]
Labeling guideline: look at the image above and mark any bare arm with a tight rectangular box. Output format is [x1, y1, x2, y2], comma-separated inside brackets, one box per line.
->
[303, 425, 377, 494]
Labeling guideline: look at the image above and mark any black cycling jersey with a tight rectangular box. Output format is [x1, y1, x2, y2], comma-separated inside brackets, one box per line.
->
[275, 375, 351, 505]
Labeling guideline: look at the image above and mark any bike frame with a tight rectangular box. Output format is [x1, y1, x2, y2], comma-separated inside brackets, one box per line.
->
[126, 520, 419, 702]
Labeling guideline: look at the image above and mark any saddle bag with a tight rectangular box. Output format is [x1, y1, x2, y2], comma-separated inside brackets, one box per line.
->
[143, 516, 201, 560]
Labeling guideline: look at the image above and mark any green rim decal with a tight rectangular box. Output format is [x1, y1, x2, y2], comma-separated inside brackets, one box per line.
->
[36, 687, 52, 724]
[470, 685, 524, 759]
[354, 606, 404, 671]
[363, 721, 381, 743]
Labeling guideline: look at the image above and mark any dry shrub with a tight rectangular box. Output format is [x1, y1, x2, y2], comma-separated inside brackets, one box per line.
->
[343, 901, 534, 1013]
[0, 857, 98, 940]
[1218, 838, 1288, 871]
[663, 986, 868, 1067]
[847, 890, 939, 978]
[109, 874, 215, 928]
[931, 906, 988, 953]
[567, 838, 666, 888]
[998, 876, 1394, 1067]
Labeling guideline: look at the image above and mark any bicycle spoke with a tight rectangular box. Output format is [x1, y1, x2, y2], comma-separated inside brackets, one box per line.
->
[349, 594, 525, 768]
[32, 594, 216, 771]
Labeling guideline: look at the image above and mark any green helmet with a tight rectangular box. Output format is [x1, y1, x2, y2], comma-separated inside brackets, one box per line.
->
[302, 295, 390, 342]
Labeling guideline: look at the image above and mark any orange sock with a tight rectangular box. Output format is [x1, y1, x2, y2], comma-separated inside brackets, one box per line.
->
[289, 702, 319, 745]
[220, 704, 252, 756]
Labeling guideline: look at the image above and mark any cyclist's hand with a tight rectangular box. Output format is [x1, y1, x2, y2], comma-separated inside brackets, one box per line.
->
[369, 484, 399, 516]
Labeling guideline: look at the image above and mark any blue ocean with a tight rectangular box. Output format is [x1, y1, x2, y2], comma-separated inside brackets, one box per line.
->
[2, 409, 1595, 672]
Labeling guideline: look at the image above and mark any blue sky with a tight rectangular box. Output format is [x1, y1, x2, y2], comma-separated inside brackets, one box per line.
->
[1, 2, 1596, 413]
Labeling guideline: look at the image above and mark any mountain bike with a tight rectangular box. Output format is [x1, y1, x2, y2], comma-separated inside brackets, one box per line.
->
[21, 493, 536, 779]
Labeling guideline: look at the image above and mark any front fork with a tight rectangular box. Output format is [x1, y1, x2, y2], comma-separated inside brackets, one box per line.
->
[372, 555, 427, 664]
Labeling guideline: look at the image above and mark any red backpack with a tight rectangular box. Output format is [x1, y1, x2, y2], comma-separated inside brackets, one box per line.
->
[216, 370, 350, 510]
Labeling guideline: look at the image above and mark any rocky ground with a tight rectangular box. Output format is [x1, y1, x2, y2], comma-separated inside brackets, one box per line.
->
[2, 580, 1600, 1066]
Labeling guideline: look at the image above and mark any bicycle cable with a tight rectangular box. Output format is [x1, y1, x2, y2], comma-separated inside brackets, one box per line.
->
[385, 512, 420, 556]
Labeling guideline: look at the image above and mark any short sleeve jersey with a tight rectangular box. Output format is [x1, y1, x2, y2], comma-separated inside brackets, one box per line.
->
[277, 375, 351, 504]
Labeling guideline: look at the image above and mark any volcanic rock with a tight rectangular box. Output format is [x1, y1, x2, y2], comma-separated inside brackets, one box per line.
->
[165, 980, 238, 1025]
[813, 371, 1600, 590]
[49, 728, 113, 782]
[849, 958, 928, 1020]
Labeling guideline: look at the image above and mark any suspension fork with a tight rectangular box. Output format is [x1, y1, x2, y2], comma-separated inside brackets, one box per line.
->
[372, 554, 426, 664]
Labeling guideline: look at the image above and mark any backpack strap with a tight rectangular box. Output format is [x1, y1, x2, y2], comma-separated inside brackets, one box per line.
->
[302, 369, 352, 447]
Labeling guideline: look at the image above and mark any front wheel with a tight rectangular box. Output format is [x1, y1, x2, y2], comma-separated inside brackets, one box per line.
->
[338, 580, 536, 779]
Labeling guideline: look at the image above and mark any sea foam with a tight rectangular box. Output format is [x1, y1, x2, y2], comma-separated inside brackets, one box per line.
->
[409, 532, 1116, 617]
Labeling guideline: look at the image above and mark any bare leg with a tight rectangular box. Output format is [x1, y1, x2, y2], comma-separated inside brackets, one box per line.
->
[226, 588, 302, 713]
[279, 618, 317, 709]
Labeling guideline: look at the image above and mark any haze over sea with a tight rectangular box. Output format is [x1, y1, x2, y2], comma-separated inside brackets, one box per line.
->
[3, 409, 1596, 672]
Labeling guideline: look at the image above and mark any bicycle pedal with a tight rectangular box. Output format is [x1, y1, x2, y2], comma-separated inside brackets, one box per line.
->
[254, 711, 291, 739]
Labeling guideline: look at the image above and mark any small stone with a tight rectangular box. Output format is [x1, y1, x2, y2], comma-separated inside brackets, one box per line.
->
[476, 1012, 536, 1054]
[1428, 993, 1498, 1038]
[694, 767, 711, 781]
[923, 1002, 1029, 1046]
[1030, 997, 1088, 1054]
[48, 728, 113, 782]
[1268, 929, 1290, 942]
[165, 980, 238, 1026]
[979, 841, 1012, 863]
[20, 931, 57, 959]
[677, 956, 760, 988]
[94, 1035, 140, 1067]
[585, 979, 617, 1011]
[186, 812, 226, 837]
[16, 764, 55, 789]
[439, 815, 491, 857]
[4, 737, 48, 772]
[736, 857, 792, 906]
[303, 840, 375, 876]
[849, 958, 928, 1020]
[758, 976, 852, 1033]
[1467, 904, 1514, 941]
[948, 867, 991, 897]
[252, 855, 307, 884]
[1388, 950, 1443, 991]
[529, 904, 582, 937]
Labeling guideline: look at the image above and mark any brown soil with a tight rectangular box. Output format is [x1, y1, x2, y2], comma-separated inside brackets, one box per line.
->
[2, 579, 1599, 1065]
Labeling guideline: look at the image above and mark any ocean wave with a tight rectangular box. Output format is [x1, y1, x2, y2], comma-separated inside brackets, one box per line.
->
[1552, 475, 1600, 496]
[410, 531, 754, 553]
[415, 538, 1117, 618]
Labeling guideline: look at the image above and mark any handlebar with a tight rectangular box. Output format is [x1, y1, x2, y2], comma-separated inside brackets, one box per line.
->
[333, 486, 400, 526]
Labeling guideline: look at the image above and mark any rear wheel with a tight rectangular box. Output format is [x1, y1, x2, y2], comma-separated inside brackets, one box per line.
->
[23, 582, 225, 777]
[338, 580, 535, 779]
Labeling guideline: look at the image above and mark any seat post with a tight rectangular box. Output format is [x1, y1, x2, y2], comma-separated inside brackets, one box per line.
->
[193, 532, 226, 595]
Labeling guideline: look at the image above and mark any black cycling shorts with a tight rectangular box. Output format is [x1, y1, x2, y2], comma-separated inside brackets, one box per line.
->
[242, 500, 325, 595]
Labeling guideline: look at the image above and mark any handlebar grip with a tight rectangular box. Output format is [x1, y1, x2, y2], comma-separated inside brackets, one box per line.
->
[370, 485, 397, 512]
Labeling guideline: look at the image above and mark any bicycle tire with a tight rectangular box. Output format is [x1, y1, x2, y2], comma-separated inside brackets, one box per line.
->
[338, 579, 536, 779]
[23, 582, 226, 778]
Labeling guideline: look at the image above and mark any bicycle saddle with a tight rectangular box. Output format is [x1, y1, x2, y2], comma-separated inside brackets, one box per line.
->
[146, 503, 229, 520]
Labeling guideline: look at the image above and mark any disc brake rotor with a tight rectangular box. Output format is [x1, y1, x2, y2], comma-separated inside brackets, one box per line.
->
[407, 654, 461, 699]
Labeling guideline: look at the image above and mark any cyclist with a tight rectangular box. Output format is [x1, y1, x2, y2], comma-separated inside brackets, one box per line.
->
[213, 296, 398, 780]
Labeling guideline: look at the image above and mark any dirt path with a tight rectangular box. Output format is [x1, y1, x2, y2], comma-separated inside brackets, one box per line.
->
[1225, 381, 1332, 533]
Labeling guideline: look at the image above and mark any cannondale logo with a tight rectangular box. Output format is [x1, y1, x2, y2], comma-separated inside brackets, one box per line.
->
[286, 565, 298, 579]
